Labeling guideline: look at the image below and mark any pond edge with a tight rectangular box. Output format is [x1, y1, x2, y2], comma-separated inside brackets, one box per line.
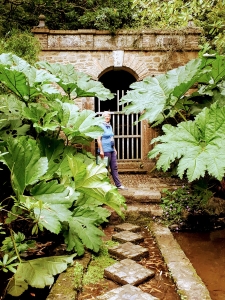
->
[150, 222, 212, 300]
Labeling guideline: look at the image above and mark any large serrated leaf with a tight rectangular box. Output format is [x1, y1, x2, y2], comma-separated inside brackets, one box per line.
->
[34, 205, 62, 234]
[30, 180, 76, 206]
[149, 102, 225, 181]
[38, 137, 77, 179]
[120, 58, 204, 124]
[0, 53, 59, 101]
[0, 66, 38, 100]
[60, 101, 104, 138]
[0, 94, 25, 118]
[65, 213, 104, 254]
[0, 136, 48, 194]
[7, 255, 75, 296]
[37, 61, 114, 100]
[68, 156, 126, 216]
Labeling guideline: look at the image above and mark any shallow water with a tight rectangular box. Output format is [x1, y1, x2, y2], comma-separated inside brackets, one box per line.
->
[173, 229, 225, 300]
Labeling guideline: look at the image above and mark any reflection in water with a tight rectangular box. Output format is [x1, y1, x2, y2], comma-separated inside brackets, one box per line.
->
[174, 230, 225, 300]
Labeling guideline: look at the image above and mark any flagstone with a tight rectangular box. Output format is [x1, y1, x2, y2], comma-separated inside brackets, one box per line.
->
[108, 241, 149, 260]
[104, 259, 155, 286]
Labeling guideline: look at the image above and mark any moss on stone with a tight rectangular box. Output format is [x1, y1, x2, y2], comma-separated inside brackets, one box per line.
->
[82, 240, 119, 285]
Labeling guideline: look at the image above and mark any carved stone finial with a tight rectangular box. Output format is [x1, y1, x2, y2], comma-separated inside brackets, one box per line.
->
[37, 14, 46, 28]
[187, 15, 195, 28]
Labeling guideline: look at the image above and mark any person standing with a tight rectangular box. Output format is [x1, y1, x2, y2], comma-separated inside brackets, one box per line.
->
[97, 111, 127, 190]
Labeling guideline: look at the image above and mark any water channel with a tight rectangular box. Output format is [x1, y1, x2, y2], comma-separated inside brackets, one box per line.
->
[173, 229, 225, 300]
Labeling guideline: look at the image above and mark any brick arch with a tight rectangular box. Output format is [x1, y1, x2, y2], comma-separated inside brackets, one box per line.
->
[97, 66, 139, 81]
[123, 53, 150, 81]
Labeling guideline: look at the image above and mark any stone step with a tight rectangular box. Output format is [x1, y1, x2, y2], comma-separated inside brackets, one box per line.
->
[96, 284, 159, 300]
[114, 223, 141, 232]
[119, 188, 161, 204]
[118, 169, 148, 174]
[108, 241, 149, 261]
[112, 231, 144, 244]
[118, 174, 184, 192]
[108, 204, 163, 225]
[104, 258, 155, 286]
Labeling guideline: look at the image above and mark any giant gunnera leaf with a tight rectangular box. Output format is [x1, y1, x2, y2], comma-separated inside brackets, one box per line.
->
[120, 58, 204, 124]
[0, 136, 48, 195]
[149, 102, 225, 181]
[0, 53, 59, 101]
[7, 255, 75, 297]
[37, 61, 114, 100]
[68, 156, 126, 216]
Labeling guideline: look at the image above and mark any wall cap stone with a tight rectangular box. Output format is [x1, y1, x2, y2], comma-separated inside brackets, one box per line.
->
[32, 28, 202, 52]
[32, 28, 202, 35]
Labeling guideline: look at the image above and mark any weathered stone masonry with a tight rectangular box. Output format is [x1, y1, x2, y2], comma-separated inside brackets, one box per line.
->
[32, 26, 202, 168]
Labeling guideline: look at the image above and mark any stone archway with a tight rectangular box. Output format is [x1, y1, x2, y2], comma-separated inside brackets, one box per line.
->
[32, 26, 202, 170]
[96, 69, 141, 161]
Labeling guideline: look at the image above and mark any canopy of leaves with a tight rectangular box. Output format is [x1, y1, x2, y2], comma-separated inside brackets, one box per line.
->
[0, 0, 135, 34]
[0, 30, 41, 65]
[0, 0, 225, 53]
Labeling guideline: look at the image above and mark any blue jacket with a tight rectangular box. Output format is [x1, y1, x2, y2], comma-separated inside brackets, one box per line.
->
[100, 122, 115, 152]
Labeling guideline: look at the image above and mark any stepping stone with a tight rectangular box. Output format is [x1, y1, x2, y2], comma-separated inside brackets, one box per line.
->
[108, 242, 149, 261]
[104, 258, 155, 286]
[114, 223, 141, 232]
[96, 284, 159, 300]
[112, 231, 144, 244]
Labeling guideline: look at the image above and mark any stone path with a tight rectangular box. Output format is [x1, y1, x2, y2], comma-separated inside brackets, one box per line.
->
[47, 175, 212, 300]
[96, 223, 159, 300]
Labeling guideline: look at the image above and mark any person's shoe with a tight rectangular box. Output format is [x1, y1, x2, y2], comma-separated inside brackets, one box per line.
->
[117, 185, 128, 190]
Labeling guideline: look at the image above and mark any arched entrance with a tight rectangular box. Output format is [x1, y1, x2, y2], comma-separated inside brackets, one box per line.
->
[95, 70, 141, 161]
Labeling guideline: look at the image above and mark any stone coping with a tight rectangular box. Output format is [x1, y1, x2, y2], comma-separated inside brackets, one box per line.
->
[32, 28, 202, 52]
[150, 223, 212, 300]
[32, 28, 202, 35]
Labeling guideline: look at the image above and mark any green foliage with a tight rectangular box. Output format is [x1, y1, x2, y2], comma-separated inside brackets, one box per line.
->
[0, 0, 135, 34]
[7, 255, 75, 296]
[149, 100, 225, 182]
[1, 232, 35, 255]
[82, 240, 118, 285]
[0, 254, 18, 273]
[0, 53, 125, 296]
[132, 0, 225, 53]
[0, 0, 224, 52]
[161, 185, 212, 226]
[37, 61, 114, 100]
[0, 30, 41, 65]
[120, 57, 205, 125]
[120, 54, 225, 182]
[74, 262, 83, 290]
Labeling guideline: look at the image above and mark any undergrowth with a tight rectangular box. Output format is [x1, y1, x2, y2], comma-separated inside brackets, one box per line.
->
[82, 240, 119, 285]
[160, 184, 213, 229]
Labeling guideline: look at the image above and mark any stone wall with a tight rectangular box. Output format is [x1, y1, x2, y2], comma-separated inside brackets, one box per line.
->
[32, 26, 202, 169]
[32, 28, 201, 80]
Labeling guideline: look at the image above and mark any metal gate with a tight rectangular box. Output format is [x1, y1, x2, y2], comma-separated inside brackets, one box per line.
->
[96, 90, 141, 160]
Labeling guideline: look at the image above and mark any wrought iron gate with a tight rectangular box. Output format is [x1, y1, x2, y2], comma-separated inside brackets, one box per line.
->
[96, 90, 141, 160]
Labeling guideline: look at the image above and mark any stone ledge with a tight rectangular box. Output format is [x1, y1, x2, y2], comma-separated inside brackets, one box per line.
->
[32, 29, 202, 51]
[32, 28, 203, 35]
[150, 223, 212, 300]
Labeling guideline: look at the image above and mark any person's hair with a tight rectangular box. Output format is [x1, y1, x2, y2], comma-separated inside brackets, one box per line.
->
[102, 111, 111, 117]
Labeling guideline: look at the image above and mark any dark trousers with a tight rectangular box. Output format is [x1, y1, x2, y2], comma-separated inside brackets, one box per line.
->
[104, 151, 121, 187]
